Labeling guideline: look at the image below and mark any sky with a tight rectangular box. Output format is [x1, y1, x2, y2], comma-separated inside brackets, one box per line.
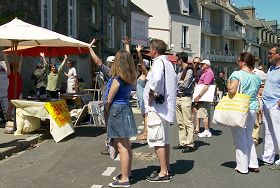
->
[232, 0, 280, 22]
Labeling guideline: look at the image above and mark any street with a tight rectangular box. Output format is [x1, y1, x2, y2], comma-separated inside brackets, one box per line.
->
[0, 108, 278, 188]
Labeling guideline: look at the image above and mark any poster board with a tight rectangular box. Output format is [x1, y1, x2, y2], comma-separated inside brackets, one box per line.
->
[192, 84, 216, 102]
[45, 100, 75, 142]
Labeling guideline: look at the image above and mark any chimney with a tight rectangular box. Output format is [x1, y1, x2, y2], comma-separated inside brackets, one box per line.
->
[220, 0, 229, 6]
[241, 7, 256, 19]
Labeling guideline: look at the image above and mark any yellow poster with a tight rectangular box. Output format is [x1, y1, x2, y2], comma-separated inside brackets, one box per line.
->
[44, 100, 71, 127]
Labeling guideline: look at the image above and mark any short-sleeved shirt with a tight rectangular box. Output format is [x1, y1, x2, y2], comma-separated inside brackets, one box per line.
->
[262, 65, 280, 109]
[198, 67, 215, 85]
[67, 67, 77, 83]
[229, 70, 261, 110]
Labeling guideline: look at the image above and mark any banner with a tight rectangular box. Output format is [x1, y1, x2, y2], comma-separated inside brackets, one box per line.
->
[44, 100, 72, 127]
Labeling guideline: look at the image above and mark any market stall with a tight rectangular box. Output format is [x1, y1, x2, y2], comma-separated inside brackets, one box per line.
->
[11, 99, 74, 142]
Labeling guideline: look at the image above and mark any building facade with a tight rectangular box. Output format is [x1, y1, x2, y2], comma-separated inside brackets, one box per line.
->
[132, 0, 201, 59]
[0, 0, 132, 97]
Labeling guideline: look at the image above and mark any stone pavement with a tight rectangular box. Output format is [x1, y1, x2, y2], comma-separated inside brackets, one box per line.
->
[0, 122, 45, 160]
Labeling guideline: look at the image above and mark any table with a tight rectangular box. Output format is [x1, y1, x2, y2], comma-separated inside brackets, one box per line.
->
[11, 99, 75, 142]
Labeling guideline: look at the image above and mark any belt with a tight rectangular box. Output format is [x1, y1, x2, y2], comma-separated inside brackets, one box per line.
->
[177, 93, 192, 97]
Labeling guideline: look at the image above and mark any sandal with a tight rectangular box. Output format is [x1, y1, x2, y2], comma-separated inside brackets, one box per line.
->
[136, 133, 147, 140]
[194, 130, 199, 134]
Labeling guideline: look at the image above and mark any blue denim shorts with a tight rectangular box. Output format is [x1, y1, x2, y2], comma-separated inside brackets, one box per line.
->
[107, 104, 137, 138]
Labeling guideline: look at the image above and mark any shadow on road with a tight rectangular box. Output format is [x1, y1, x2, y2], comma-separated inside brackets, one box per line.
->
[210, 128, 223, 136]
[194, 140, 210, 149]
[73, 126, 106, 137]
[220, 161, 236, 169]
[130, 160, 194, 184]
[131, 142, 148, 150]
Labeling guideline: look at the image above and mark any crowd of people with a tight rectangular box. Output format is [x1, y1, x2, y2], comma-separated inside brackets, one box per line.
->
[87, 36, 280, 187]
[1, 36, 279, 187]
[1, 51, 78, 121]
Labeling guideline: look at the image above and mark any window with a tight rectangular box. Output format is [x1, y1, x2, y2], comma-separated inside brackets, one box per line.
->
[121, 0, 127, 7]
[120, 20, 127, 49]
[224, 13, 230, 30]
[92, 6, 96, 24]
[134, 20, 145, 38]
[108, 15, 115, 48]
[182, 26, 189, 48]
[181, 0, 189, 15]
[68, 0, 77, 38]
[41, 0, 52, 29]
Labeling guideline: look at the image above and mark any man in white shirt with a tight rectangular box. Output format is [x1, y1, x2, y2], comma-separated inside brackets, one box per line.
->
[65, 60, 78, 93]
[144, 39, 177, 183]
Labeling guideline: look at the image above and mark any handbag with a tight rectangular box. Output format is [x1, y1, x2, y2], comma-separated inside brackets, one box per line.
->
[108, 138, 119, 160]
[212, 72, 250, 128]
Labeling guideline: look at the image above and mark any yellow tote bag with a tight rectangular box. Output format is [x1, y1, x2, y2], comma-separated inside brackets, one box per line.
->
[212, 93, 250, 128]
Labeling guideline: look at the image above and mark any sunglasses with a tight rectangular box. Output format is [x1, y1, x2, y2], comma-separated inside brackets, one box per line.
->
[268, 52, 277, 56]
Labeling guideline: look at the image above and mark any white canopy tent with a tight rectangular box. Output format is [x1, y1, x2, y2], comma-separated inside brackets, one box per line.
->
[0, 17, 89, 47]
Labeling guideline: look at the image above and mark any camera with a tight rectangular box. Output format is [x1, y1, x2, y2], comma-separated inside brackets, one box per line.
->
[155, 95, 165, 104]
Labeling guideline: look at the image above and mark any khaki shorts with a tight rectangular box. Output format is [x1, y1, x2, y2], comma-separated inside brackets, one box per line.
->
[146, 111, 170, 148]
[197, 102, 211, 118]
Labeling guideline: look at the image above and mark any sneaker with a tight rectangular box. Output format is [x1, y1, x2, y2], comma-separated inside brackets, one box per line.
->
[248, 167, 260, 173]
[269, 164, 280, 170]
[113, 174, 133, 181]
[109, 181, 131, 187]
[198, 130, 212, 138]
[148, 170, 173, 179]
[146, 174, 171, 183]
[172, 144, 186, 149]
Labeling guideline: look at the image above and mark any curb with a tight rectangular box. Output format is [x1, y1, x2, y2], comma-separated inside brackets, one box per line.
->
[0, 133, 45, 160]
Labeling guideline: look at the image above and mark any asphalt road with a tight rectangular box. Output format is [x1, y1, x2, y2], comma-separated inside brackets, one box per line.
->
[0, 108, 279, 188]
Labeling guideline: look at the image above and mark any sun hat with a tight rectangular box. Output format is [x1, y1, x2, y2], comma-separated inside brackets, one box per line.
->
[201, 59, 211, 66]
[106, 56, 115, 63]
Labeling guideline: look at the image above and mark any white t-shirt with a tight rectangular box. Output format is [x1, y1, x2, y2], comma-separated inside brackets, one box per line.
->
[67, 67, 77, 93]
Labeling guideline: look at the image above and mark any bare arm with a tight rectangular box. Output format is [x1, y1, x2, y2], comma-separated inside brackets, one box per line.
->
[136, 45, 148, 76]
[105, 79, 120, 113]
[58, 55, 67, 72]
[227, 79, 239, 95]
[122, 36, 130, 53]
[88, 38, 103, 67]
[194, 85, 209, 102]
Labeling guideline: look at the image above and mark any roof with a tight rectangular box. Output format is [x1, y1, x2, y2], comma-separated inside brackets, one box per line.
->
[130, 2, 152, 17]
[245, 19, 263, 28]
[226, 3, 248, 24]
[166, 0, 200, 18]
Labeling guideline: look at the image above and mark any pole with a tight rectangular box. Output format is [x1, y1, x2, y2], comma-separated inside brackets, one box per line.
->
[11, 40, 19, 131]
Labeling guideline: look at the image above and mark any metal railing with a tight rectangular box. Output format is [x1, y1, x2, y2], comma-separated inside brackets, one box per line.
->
[200, 48, 239, 63]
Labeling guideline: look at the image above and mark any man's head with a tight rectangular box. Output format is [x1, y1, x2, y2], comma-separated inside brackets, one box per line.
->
[66, 60, 73, 68]
[200, 59, 211, 71]
[149, 38, 167, 58]
[192, 57, 201, 69]
[219, 71, 225, 78]
[106, 56, 115, 64]
[36, 62, 43, 69]
[176, 52, 188, 67]
[268, 47, 280, 65]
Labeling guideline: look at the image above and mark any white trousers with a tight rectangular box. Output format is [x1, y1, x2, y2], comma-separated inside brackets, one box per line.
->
[231, 110, 258, 173]
[261, 104, 280, 165]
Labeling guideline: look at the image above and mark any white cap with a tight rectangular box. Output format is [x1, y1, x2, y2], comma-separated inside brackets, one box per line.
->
[143, 59, 150, 68]
[106, 56, 115, 63]
[201, 59, 211, 66]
